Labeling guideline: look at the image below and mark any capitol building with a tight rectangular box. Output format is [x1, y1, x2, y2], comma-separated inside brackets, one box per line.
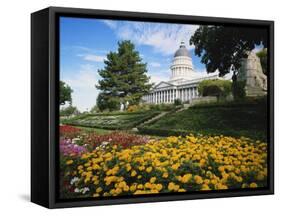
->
[143, 41, 222, 104]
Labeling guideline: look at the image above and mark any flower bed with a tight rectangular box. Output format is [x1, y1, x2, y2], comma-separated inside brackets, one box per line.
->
[60, 125, 82, 139]
[84, 131, 150, 149]
[60, 134, 267, 198]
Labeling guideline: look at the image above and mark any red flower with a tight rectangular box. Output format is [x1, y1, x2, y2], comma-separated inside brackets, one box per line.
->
[84, 131, 149, 149]
[60, 125, 81, 139]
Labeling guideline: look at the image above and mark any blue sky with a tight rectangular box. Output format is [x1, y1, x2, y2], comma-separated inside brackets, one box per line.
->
[60, 17, 204, 111]
[60, 17, 262, 111]
[60, 17, 205, 111]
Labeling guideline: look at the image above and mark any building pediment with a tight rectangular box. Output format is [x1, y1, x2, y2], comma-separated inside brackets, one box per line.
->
[153, 81, 174, 89]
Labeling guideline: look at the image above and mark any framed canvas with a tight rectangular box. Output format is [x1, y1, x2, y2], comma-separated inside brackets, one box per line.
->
[31, 6, 274, 208]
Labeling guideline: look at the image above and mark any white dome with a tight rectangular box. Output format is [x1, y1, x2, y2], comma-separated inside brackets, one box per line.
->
[174, 41, 191, 57]
[170, 41, 196, 81]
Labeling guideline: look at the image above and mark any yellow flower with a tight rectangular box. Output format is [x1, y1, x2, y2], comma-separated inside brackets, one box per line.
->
[146, 166, 153, 173]
[188, 136, 197, 143]
[93, 193, 100, 197]
[131, 170, 137, 177]
[66, 160, 73, 165]
[150, 177, 157, 183]
[70, 133, 267, 197]
[96, 187, 103, 193]
[134, 190, 147, 195]
[181, 174, 192, 183]
[171, 163, 180, 170]
[126, 164, 132, 172]
[249, 182, 258, 188]
[215, 182, 228, 190]
[145, 182, 152, 189]
[218, 166, 225, 172]
[194, 175, 203, 184]
[155, 184, 163, 191]
[201, 184, 211, 191]
[162, 172, 169, 178]
[130, 184, 137, 192]
[168, 182, 180, 192]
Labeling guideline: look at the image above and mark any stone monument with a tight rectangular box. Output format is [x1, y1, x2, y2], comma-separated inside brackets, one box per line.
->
[238, 51, 267, 97]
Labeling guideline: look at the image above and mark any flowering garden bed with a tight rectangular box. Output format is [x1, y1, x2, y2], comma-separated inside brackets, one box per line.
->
[59, 126, 267, 199]
[61, 111, 161, 130]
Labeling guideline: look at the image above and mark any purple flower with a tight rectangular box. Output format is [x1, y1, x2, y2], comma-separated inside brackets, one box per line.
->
[60, 138, 87, 156]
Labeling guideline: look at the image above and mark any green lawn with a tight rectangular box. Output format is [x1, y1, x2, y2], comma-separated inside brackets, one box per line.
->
[75, 126, 113, 135]
[138, 98, 267, 141]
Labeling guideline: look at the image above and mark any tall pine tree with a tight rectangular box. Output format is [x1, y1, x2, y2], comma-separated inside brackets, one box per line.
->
[96, 40, 152, 111]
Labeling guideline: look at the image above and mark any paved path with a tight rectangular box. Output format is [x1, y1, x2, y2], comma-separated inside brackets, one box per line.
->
[132, 105, 191, 132]
[132, 112, 168, 131]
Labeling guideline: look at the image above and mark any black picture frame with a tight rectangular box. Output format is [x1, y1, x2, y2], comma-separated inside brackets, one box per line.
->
[31, 6, 274, 208]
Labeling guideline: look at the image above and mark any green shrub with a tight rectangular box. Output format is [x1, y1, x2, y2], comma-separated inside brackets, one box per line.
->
[198, 79, 232, 100]
[174, 98, 182, 106]
[60, 105, 80, 116]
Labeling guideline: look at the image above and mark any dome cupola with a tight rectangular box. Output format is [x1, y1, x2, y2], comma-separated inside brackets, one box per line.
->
[174, 41, 191, 57]
[170, 41, 197, 81]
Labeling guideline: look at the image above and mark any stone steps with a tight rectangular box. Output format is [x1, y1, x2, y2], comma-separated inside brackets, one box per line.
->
[132, 112, 168, 132]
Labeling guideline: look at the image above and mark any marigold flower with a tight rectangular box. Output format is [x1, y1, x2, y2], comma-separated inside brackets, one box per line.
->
[131, 170, 137, 177]
[162, 172, 169, 178]
[249, 182, 258, 188]
[194, 175, 203, 184]
[146, 166, 153, 173]
[66, 160, 73, 165]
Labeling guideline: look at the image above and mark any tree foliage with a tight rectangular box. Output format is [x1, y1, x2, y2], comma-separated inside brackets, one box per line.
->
[60, 105, 79, 116]
[198, 79, 232, 99]
[96, 40, 152, 111]
[190, 26, 268, 78]
[60, 81, 73, 105]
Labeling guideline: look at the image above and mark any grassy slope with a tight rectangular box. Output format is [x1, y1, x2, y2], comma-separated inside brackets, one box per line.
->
[62, 111, 161, 130]
[141, 99, 267, 140]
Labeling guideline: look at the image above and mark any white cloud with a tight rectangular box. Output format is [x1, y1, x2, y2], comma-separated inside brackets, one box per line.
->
[78, 54, 105, 62]
[150, 62, 161, 67]
[62, 64, 100, 112]
[148, 70, 170, 84]
[102, 20, 117, 29]
[104, 21, 199, 55]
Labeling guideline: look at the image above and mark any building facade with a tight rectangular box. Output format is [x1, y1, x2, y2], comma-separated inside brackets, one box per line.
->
[143, 41, 220, 104]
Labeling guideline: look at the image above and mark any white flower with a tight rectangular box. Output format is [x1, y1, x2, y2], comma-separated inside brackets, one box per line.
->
[72, 137, 81, 144]
[70, 177, 80, 185]
[101, 141, 109, 145]
[74, 188, 80, 193]
[81, 187, 90, 194]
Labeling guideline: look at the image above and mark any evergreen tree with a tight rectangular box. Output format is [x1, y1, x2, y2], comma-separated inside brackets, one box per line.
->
[96, 40, 152, 111]
[60, 81, 73, 105]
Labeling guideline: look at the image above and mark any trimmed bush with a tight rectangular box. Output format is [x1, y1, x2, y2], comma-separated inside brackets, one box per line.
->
[198, 79, 232, 99]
